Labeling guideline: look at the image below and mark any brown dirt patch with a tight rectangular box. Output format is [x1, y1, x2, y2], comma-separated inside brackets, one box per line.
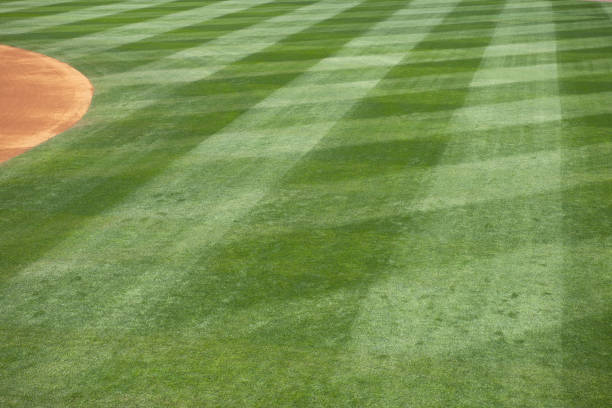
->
[0, 45, 93, 163]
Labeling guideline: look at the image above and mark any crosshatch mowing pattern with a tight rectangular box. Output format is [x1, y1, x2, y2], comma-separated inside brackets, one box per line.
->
[0, 0, 611, 406]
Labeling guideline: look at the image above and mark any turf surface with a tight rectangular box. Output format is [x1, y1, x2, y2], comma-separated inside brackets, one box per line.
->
[1, 0, 611, 406]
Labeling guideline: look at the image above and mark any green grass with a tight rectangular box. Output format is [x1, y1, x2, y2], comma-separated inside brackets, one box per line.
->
[1, 0, 611, 406]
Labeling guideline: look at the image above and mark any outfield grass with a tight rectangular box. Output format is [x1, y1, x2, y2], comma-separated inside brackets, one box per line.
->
[1, 0, 611, 406]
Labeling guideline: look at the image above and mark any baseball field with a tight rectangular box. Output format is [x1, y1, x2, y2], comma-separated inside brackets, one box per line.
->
[1, 0, 611, 406]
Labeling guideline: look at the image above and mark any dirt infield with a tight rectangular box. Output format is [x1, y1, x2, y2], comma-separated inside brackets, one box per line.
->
[0, 45, 93, 163]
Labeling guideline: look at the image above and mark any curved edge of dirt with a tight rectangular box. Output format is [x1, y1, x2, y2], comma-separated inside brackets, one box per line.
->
[0, 44, 94, 164]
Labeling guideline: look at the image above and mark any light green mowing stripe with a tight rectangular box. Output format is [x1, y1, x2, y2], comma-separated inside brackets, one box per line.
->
[405, 142, 610, 215]
[333, 0, 569, 405]
[471, 58, 612, 87]
[552, 0, 612, 405]
[485, 36, 611, 58]
[603, 2, 612, 19]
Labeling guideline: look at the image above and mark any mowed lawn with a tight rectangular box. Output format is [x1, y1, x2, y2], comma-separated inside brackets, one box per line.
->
[1, 0, 611, 406]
